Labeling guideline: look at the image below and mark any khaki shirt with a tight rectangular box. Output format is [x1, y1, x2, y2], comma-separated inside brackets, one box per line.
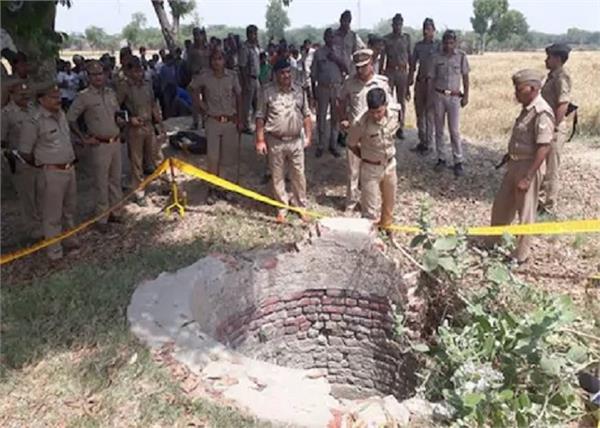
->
[1, 101, 32, 150]
[239, 41, 260, 78]
[333, 29, 365, 73]
[541, 67, 571, 125]
[118, 79, 155, 122]
[508, 94, 555, 158]
[349, 106, 400, 164]
[256, 82, 310, 137]
[310, 46, 344, 85]
[383, 32, 411, 70]
[20, 107, 75, 166]
[428, 49, 470, 92]
[189, 69, 241, 116]
[410, 40, 440, 81]
[338, 74, 392, 125]
[188, 45, 211, 75]
[67, 85, 120, 138]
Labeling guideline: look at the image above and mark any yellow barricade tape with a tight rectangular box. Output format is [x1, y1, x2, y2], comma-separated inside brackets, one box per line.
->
[0, 161, 169, 266]
[1, 156, 599, 266]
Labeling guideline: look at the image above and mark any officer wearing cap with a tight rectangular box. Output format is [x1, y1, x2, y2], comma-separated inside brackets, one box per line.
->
[382, 13, 411, 140]
[490, 69, 554, 264]
[19, 82, 80, 260]
[428, 30, 470, 177]
[255, 58, 312, 223]
[409, 18, 440, 154]
[333, 10, 366, 76]
[310, 27, 345, 158]
[540, 43, 572, 213]
[187, 27, 211, 129]
[189, 48, 242, 204]
[239, 24, 261, 133]
[68, 60, 123, 232]
[338, 48, 392, 212]
[1, 77, 42, 239]
[118, 56, 164, 206]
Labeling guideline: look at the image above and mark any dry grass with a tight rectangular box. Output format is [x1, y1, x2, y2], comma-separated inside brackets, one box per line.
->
[2, 51, 600, 427]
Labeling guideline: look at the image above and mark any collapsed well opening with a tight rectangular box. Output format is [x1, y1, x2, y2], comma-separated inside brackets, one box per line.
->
[213, 288, 419, 400]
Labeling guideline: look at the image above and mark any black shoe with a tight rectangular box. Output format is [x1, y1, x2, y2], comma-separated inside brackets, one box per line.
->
[143, 167, 156, 176]
[410, 143, 429, 155]
[108, 214, 123, 223]
[434, 159, 446, 172]
[453, 163, 464, 177]
[315, 148, 324, 158]
[261, 173, 271, 185]
[337, 133, 347, 147]
[95, 223, 110, 234]
[396, 128, 405, 140]
[242, 128, 253, 135]
[329, 146, 341, 158]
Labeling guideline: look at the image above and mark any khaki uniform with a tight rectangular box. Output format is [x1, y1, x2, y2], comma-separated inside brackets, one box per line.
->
[383, 32, 411, 129]
[541, 66, 571, 209]
[310, 46, 344, 150]
[189, 69, 241, 182]
[410, 40, 440, 148]
[239, 41, 261, 129]
[256, 82, 310, 215]
[67, 86, 122, 222]
[428, 49, 470, 163]
[19, 107, 78, 260]
[187, 44, 211, 127]
[333, 29, 365, 74]
[491, 95, 554, 262]
[338, 74, 392, 209]
[1, 101, 41, 236]
[118, 78, 158, 197]
[349, 107, 400, 227]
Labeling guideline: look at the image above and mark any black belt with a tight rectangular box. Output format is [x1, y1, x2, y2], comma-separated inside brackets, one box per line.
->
[208, 114, 235, 123]
[268, 133, 301, 142]
[94, 135, 120, 143]
[362, 156, 395, 166]
[435, 88, 463, 97]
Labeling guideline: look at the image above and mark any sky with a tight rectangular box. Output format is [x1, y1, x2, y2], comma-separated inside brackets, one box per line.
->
[55, 0, 600, 35]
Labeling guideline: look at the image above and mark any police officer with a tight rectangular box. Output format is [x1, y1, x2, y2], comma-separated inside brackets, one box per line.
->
[540, 43, 572, 213]
[187, 27, 211, 129]
[68, 60, 123, 232]
[382, 13, 411, 140]
[118, 56, 164, 206]
[311, 28, 345, 158]
[348, 87, 399, 236]
[19, 83, 79, 260]
[239, 24, 261, 133]
[490, 69, 554, 264]
[333, 10, 366, 76]
[255, 58, 312, 224]
[429, 30, 470, 177]
[409, 18, 439, 154]
[189, 48, 243, 204]
[1, 77, 41, 239]
[338, 49, 392, 212]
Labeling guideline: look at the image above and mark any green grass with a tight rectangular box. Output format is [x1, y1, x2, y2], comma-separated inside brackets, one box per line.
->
[0, 213, 287, 427]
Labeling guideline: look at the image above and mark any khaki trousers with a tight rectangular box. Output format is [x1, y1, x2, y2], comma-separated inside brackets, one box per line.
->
[127, 125, 156, 198]
[205, 118, 239, 183]
[387, 69, 408, 129]
[541, 122, 568, 210]
[242, 78, 259, 130]
[414, 80, 435, 147]
[266, 135, 307, 215]
[90, 142, 123, 223]
[360, 158, 397, 228]
[490, 159, 543, 262]
[39, 167, 78, 260]
[315, 83, 340, 149]
[12, 163, 42, 238]
[346, 126, 361, 209]
[434, 92, 463, 163]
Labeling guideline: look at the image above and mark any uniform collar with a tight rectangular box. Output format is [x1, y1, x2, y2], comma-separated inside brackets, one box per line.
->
[89, 84, 107, 94]
[548, 66, 563, 78]
[524, 94, 542, 111]
[40, 106, 62, 119]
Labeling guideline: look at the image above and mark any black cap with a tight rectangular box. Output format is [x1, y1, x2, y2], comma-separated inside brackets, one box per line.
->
[393, 13, 403, 23]
[545, 43, 571, 56]
[273, 58, 291, 73]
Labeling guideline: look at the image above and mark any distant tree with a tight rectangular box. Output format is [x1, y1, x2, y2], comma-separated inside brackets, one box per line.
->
[150, 0, 196, 52]
[490, 9, 528, 42]
[168, 0, 196, 35]
[470, 0, 528, 53]
[122, 12, 147, 47]
[84, 25, 110, 50]
[265, 0, 290, 41]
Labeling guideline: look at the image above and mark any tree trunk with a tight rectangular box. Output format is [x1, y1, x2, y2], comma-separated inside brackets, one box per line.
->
[151, 0, 177, 52]
[172, 16, 180, 37]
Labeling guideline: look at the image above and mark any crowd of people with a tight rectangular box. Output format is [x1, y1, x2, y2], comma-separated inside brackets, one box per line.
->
[1, 9, 573, 265]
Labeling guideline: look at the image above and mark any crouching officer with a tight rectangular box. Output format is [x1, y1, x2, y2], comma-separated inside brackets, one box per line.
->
[118, 56, 165, 205]
[1, 77, 42, 239]
[255, 58, 312, 223]
[68, 60, 123, 232]
[19, 83, 79, 261]
[348, 87, 399, 237]
[490, 70, 554, 264]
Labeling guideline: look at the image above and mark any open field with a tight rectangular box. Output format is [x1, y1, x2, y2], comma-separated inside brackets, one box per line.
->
[2, 51, 599, 427]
